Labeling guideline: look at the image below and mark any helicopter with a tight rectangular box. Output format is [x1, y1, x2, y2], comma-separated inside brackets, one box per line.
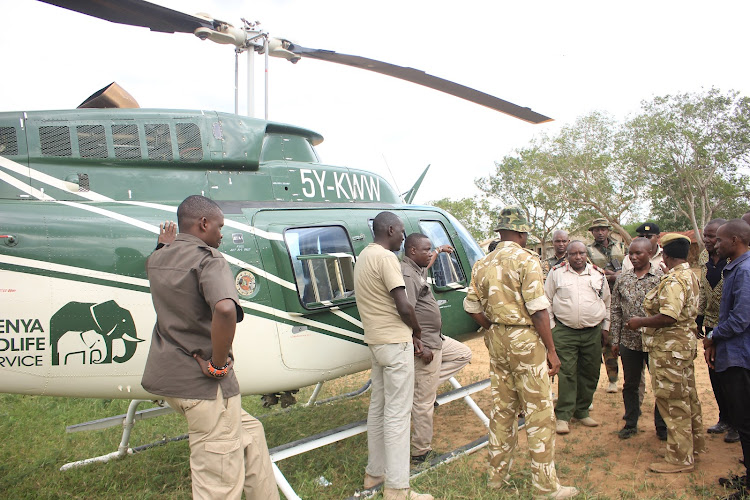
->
[0, 0, 551, 404]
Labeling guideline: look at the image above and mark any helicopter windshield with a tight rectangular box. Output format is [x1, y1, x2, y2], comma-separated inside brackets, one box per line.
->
[443, 212, 484, 270]
[261, 133, 319, 163]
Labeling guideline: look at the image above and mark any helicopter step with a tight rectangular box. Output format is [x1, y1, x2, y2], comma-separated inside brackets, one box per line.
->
[60, 377, 490, 500]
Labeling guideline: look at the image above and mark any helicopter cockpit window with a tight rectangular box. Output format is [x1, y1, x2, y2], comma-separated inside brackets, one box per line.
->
[145, 124, 173, 161]
[261, 134, 318, 163]
[285, 226, 356, 309]
[39, 126, 72, 157]
[418, 220, 466, 288]
[0, 127, 19, 156]
[77, 125, 107, 159]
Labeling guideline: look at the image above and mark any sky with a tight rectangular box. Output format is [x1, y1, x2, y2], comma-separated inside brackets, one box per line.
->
[3, 0, 750, 206]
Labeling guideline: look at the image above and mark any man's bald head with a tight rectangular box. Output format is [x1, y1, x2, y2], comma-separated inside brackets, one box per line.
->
[177, 195, 222, 232]
[629, 237, 651, 253]
[722, 219, 750, 245]
[716, 218, 750, 261]
[372, 211, 402, 238]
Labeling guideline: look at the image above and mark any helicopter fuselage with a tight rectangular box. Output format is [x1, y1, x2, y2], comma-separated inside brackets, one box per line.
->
[0, 108, 483, 399]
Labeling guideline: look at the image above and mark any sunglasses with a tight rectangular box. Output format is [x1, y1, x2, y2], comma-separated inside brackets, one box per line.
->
[638, 234, 657, 239]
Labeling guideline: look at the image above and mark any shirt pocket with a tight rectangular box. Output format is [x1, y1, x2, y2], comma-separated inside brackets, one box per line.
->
[556, 283, 574, 300]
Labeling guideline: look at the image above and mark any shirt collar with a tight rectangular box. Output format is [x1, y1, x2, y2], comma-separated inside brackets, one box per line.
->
[175, 233, 210, 248]
[403, 255, 424, 274]
[565, 262, 592, 275]
[726, 250, 750, 270]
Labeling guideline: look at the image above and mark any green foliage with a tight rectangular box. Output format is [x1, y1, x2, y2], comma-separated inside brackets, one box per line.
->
[476, 144, 569, 251]
[626, 88, 750, 242]
[429, 196, 494, 242]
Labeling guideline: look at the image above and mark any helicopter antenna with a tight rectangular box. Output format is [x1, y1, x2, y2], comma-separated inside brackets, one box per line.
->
[381, 154, 403, 203]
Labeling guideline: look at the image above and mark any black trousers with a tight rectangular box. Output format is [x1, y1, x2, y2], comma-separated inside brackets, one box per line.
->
[717, 366, 750, 476]
[706, 327, 731, 424]
[620, 345, 666, 431]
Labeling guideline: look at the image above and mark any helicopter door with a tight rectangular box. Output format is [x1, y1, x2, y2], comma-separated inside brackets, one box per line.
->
[249, 210, 369, 372]
[0, 114, 31, 199]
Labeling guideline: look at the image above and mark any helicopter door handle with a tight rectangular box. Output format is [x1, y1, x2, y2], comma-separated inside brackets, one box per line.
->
[0, 234, 17, 246]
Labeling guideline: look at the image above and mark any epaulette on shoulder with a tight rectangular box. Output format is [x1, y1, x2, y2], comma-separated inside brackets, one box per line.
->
[206, 246, 223, 258]
[591, 264, 605, 275]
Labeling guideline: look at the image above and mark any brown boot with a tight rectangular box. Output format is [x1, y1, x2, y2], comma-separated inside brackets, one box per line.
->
[383, 488, 434, 500]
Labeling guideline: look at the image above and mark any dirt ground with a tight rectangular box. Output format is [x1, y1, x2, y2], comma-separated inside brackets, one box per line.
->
[430, 332, 743, 498]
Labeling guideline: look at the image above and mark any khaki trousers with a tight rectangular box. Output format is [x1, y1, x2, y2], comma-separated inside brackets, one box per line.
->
[166, 386, 280, 500]
[411, 337, 472, 455]
[366, 342, 414, 489]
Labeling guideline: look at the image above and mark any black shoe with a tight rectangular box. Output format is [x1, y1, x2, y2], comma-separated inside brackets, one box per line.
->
[709, 421, 731, 434]
[656, 428, 668, 441]
[411, 452, 431, 465]
[726, 428, 741, 443]
[618, 426, 637, 439]
[719, 474, 747, 490]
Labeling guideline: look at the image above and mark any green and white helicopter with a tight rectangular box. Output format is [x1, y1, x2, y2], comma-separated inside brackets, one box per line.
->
[0, 6, 551, 482]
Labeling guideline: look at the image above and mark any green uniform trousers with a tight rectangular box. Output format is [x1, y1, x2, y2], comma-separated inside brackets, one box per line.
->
[485, 324, 560, 495]
[553, 322, 602, 422]
[649, 350, 706, 465]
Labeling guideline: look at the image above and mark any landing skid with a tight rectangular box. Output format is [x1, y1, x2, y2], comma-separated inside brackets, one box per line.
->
[60, 377, 490, 500]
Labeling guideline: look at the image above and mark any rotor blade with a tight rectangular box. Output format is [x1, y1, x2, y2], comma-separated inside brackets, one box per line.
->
[38, 0, 214, 33]
[288, 44, 552, 124]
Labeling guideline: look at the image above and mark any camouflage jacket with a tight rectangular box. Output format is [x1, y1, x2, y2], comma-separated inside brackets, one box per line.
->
[642, 262, 699, 355]
[463, 241, 550, 325]
[586, 238, 626, 272]
[697, 249, 728, 328]
[541, 254, 566, 280]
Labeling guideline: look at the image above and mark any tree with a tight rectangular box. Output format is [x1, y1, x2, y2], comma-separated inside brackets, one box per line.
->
[626, 88, 750, 247]
[429, 196, 493, 243]
[476, 145, 569, 255]
[540, 111, 647, 244]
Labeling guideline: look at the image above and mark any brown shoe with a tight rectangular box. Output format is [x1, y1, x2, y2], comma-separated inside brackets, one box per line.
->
[649, 461, 694, 473]
[577, 417, 599, 427]
[364, 473, 384, 489]
[383, 488, 434, 500]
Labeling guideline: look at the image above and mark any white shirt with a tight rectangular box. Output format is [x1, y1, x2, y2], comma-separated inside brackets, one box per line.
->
[545, 262, 611, 330]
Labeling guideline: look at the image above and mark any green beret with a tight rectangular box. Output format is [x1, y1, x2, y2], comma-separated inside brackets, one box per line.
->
[494, 206, 531, 233]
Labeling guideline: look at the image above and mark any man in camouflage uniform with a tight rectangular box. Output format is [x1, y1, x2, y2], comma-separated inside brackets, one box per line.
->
[541, 230, 570, 280]
[586, 218, 624, 393]
[626, 233, 706, 473]
[463, 207, 578, 499]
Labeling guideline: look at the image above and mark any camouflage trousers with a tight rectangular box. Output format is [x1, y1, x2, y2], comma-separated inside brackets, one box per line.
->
[649, 350, 707, 465]
[602, 340, 619, 383]
[485, 324, 559, 495]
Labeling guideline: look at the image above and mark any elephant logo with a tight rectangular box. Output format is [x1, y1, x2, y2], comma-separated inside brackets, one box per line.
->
[49, 300, 144, 366]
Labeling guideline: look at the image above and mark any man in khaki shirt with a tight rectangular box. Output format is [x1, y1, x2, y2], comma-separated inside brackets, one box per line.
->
[545, 240, 611, 434]
[354, 211, 432, 500]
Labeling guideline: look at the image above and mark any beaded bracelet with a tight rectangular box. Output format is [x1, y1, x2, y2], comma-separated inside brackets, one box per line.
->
[207, 359, 230, 378]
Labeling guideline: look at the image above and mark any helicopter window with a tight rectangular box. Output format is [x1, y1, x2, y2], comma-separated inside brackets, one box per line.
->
[145, 124, 173, 161]
[39, 126, 72, 157]
[285, 226, 356, 309]
[0, 127, 18, 156]
[261, 134, 318, 163]
[176, 123, 203, 162]
[112, 124, 141, 159]
[418, 220, 466, 288]
[76, 125, 108, 159]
